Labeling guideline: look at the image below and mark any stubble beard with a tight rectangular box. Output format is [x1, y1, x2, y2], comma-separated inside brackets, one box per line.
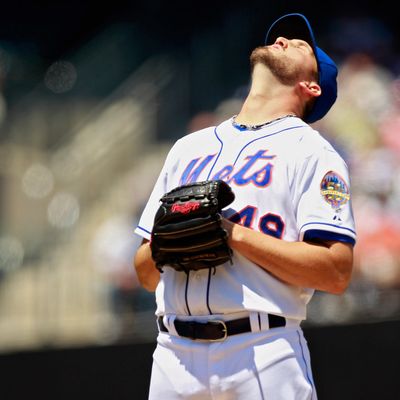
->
[250, 46, 303, 86]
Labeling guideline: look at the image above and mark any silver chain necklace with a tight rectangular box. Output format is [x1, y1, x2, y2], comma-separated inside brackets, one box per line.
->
[232, 114, 297, 131]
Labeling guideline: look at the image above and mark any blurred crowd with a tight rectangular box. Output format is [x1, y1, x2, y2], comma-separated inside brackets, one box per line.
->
[0, 14, 399, 352]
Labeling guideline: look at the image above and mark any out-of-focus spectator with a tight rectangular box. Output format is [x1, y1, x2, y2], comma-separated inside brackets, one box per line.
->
[321, 52, 395, 154]
[186, 96, 244, 134]
[91, 213, 155, 342]
[187, 111, 216, 133]
[378, 78, 400, 155]
[214, 97, 242, 124]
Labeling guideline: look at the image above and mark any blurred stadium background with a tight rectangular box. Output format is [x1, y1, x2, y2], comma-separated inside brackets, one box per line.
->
[0, 1, 400, 398]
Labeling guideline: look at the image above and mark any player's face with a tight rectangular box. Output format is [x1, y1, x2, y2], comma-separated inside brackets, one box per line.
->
[250, 37, 318, 85]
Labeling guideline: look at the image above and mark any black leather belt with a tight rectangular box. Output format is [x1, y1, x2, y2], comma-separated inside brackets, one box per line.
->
[157, 314, 286, 341]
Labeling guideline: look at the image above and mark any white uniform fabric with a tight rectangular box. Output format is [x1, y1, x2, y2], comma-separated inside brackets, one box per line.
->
[149, 327, 316, 400]
[135, 116, 356, 320]
[135, 116, 356, 399]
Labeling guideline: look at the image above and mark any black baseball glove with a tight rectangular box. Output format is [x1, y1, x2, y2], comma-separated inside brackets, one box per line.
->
[150, 180, 235, 273]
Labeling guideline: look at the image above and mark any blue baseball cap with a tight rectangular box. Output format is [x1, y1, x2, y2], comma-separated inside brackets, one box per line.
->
[265, 13, 338, 123]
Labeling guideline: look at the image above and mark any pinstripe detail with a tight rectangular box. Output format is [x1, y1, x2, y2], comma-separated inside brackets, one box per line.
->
[136, 225, 151, 235]
[184, 272, 191, 315]
[296, 330, 316, 399]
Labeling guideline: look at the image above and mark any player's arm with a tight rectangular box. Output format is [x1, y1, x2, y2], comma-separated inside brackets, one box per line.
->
[134, 239, 160, 292]
[223, 219, 353, 294]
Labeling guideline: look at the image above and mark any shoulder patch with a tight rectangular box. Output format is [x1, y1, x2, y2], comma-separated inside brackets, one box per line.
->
[320, 171, 350, 209]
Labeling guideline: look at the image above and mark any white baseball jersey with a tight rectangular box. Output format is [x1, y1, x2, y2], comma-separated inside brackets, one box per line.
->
[135, 116, 356, 321]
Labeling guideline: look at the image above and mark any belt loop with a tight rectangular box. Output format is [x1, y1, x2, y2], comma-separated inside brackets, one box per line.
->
[259, 313, 270, 331]
[249, 312, 261, 333]
[164, 315, 178, 336]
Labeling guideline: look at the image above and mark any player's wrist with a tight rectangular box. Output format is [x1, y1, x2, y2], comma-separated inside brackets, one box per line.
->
[222, 218, 243, 247]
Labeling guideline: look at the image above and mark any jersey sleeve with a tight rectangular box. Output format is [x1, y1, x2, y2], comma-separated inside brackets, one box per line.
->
[295, 141, 357, 245]
[134, 143, 179, 240]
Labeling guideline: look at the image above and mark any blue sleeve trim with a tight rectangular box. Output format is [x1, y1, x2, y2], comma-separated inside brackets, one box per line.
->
[300, 222, 356, 236]
[136, 225, 151, 235]
[303, 229, 356, 246]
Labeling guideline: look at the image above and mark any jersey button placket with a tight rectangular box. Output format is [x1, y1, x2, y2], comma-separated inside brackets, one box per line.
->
[186, 270, 210, 314]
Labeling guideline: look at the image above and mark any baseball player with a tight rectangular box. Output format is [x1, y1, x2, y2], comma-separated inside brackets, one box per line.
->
[134, 13, 356, 400]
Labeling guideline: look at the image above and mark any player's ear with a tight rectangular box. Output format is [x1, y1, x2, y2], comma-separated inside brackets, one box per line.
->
[298, 80, 321, 99]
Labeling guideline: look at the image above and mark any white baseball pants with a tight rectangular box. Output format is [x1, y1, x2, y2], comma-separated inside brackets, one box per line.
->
[148, 326, 317, 400]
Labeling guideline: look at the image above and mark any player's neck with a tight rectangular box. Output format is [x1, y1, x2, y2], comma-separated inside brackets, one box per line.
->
[236, 66, 301, 125]
[235, 93, 297, 126]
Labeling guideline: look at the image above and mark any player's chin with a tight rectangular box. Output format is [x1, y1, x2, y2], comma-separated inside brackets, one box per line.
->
[250, 47, 271, 65]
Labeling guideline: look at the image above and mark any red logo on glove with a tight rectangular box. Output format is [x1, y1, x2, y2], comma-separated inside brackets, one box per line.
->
[171, 202, 201, 214]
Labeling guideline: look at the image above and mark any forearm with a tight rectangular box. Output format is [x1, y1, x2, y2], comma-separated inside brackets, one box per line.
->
[223, 219, 353, 294]
[133, 240, 160, 292]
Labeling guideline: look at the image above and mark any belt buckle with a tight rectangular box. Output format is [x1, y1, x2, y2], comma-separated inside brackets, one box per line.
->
[208, 320, 228, 342]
